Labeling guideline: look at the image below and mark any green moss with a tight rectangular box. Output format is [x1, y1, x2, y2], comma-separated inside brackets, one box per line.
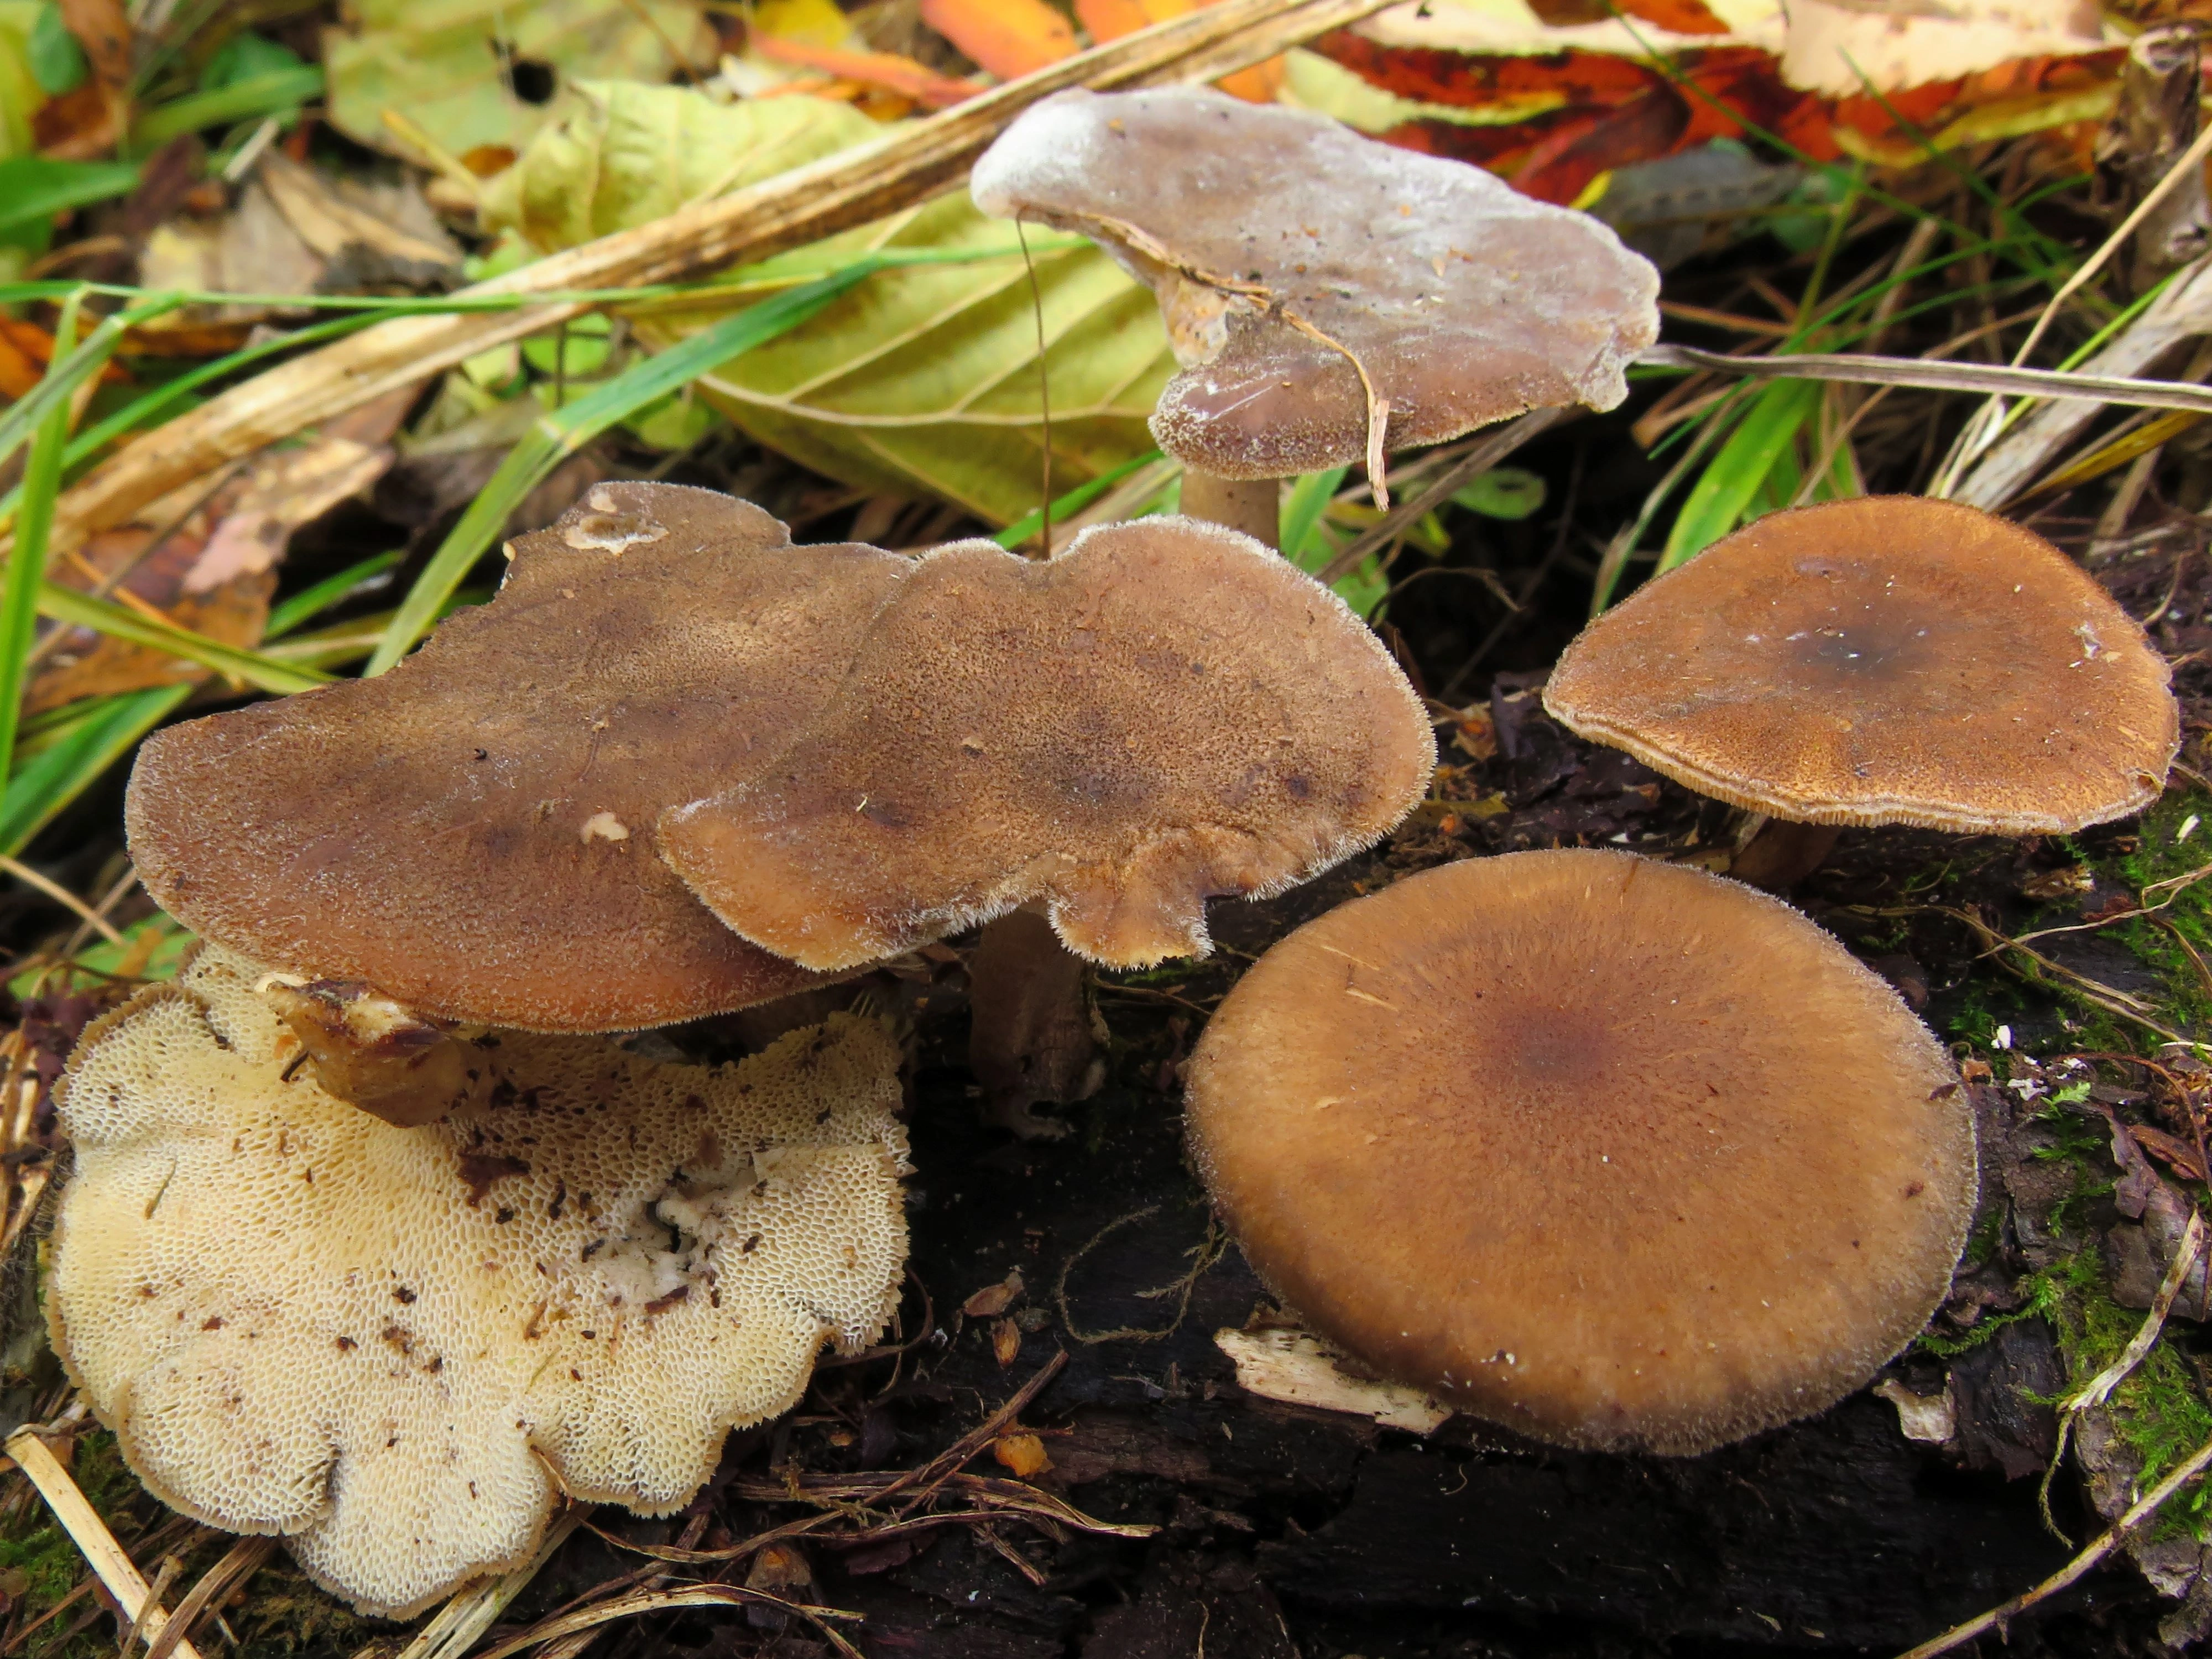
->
[2036, 1246, 2212, 1536]
[2102, 790, 2212, 1035]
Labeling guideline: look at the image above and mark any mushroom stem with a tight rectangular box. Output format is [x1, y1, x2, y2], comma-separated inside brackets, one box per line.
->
[1729, 820, 1843, 892]
[1180, 471, 1279, 550]
[969, 909, 1098, 1141]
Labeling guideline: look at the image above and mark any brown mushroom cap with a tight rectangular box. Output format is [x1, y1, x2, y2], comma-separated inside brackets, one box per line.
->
[1185, 849, 1974, 1455]
[127, 483, 915, 1031]
[1543, 497, 2180, 834]
[659, 515, 1433, 971]
[969, 87, 1660, 480]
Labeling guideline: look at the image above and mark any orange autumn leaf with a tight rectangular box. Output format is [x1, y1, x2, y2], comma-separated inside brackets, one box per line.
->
[921, 0, 1077, 79]
[0, 318, 131, 384]
[1072, 0, 1280, 98]
[751, 34, 985, 107]
[1075, 0, 1162, 36]
[0, 330, 41, 401]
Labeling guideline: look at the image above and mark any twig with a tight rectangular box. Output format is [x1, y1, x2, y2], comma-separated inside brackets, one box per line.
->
[120, 1556, 182, 1658]
[0, 1165, 50, 1261]
[1894, 1428, 2212, 1658]
[473, 1586, 865, 1659]
[2039, 1206, 2204, 1540]
[1279, 310, 1390, 510]
[2010, 118, 2212, 372]
[1851, 902, 2199, 1046]
[393, 1509, 583, 1659]
[876, 1350, 1068, 1515]
[1056, 1207, 1224, 1344]
[139, 1537, 273, 1659]
[1, 1430, 204, 1659]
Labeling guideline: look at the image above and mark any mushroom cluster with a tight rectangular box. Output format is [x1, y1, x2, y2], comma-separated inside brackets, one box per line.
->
[1181, 494, 2180, 1457]
[130, 486, 1433, 1031]
[72, 477, 1432, 1609]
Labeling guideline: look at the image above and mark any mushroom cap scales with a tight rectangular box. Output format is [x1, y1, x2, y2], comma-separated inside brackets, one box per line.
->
[126, 483, 915, 1032]
[969, 88, 1660, 480]
[1186, 850, 1974, 1455]
[51, 945, 910, 1618]
[659, 516, 1434, 971]
[1543, 497, 2180, 834]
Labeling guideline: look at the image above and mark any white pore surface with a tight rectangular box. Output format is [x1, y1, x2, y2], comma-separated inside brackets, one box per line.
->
[51, 945, 910, 1618]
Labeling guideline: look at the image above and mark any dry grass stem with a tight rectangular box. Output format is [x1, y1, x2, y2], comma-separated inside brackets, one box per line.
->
[0, 1431, 205, 1659]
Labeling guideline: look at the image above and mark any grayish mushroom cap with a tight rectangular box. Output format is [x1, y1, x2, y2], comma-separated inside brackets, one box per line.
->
[971, 87, 1660, 483]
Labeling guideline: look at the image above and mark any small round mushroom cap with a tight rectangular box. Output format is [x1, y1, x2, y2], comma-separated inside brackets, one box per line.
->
[127, 483, 916, 1031]
[660, 516, 1434, 972]
[51, 944, 910, 1618]
[969, 87, 1660, 480]
[1543, 497, 2180, 834]
[1186, 849, 1974, 1455]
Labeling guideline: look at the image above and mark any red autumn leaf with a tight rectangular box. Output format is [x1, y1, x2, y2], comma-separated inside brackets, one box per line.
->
[1512, 84, 1691, 204]
[1318, 29, 1663, 112]
[921, 0, 1077, 79]
[1616, 0, 1733, 33]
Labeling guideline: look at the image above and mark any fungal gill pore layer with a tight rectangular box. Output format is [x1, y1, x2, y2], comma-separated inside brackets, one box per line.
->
[50, 944, 911, 1618]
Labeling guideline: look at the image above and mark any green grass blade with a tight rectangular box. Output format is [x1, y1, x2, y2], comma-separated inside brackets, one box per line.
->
[265, 550, 403, 639]
[1660, 378, 1821, 573]
[0, 158, 141, 238]
[37, 583, 331, 696]
[0, 296, 85, 780]
[131, 65, 325, 150]
[262, 595, 486, 674]
[994, 450, 1165, 549]
[0, 684, 191, 857]
[1281, 468, 1350, 560]
[368, 263, 886, 676]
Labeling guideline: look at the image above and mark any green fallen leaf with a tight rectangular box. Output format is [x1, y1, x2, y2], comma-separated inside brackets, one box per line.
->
[0, 155, 139, 238]
[25, 1, 79, 95]
[0, 4, 46, 165]
[324, 0, 714, 161]
[487, 82, 1173, 528]
[199, 29, 304, 92]
[1453, 467, 1547, 522]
